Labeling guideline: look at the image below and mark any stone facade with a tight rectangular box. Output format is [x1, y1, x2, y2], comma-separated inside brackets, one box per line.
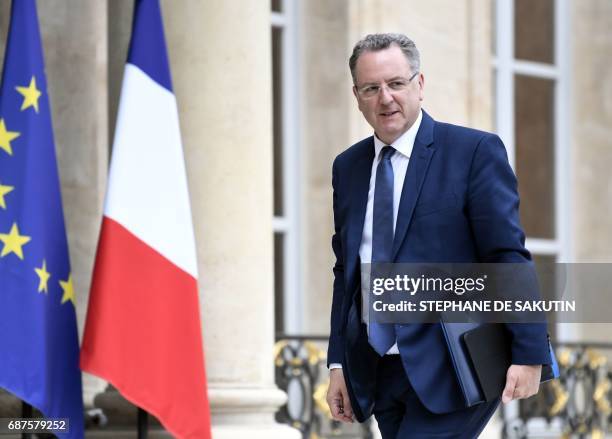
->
[0, 0, 610, 437]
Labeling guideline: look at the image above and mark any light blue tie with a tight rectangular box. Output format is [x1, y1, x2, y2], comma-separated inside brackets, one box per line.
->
[369, 146, 396, 355]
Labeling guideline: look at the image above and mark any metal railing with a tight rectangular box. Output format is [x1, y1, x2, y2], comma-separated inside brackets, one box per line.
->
[274, 335, 373, 439]
[275, 336, 612, 439]
[503, 342, 612, 439]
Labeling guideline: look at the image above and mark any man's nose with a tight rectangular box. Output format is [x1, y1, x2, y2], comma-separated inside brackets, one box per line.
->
[378, 85, 394, 105]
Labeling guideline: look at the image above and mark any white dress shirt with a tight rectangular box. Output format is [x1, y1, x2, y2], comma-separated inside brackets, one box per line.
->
[330, 110, 422, 369]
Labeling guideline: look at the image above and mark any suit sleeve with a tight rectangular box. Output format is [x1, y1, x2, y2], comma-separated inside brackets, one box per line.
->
[327, 158, 346, 367]
[467, 134, 551, 365]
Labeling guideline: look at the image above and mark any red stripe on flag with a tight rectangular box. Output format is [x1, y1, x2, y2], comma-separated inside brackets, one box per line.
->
[80, 217, 211, 439]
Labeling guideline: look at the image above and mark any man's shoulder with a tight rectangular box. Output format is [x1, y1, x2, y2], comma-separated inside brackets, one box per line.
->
[333, 136, 373, 166]
[434, 120, 498, 145]
[432, 119, 506, 162]
[431, 119, 511, 171]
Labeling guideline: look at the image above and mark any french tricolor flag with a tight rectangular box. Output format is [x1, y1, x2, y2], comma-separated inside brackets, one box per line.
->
[80, 1, 212, 437]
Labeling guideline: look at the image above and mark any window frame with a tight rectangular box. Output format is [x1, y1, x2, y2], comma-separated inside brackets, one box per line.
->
[494, 0, 572, 429]
[493, 0, 571, 261]
[271, 0, 303, 334]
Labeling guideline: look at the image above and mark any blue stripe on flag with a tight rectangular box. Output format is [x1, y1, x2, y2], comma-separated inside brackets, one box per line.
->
[127, 0, 173, 92]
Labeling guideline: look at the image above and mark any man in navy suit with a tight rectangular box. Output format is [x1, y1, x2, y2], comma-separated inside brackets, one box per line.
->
[325, 33, 551, 438]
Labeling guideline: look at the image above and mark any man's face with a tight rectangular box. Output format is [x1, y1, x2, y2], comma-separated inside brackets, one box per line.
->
[352, 45, 424, 145]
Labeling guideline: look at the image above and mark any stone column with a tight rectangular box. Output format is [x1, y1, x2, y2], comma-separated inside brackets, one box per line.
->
[300, 0, 352, 335]
[161, 1, 299, 437]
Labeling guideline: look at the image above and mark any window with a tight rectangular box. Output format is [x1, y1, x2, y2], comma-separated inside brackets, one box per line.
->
[493, 0, 570, 335]
[493, 0, 570, 259]
[271, 0, 302, 335]
[494, 0, 570, 429]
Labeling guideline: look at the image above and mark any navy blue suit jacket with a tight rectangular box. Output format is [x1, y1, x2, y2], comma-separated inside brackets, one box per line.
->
[328, 110, 551, 422]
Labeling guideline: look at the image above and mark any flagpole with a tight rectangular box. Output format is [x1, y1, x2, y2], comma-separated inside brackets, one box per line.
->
[137, 407, 148, 439]
[21, 401, 32, 439]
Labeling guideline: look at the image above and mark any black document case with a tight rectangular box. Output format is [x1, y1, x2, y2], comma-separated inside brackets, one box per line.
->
[442, 321, 559, 406]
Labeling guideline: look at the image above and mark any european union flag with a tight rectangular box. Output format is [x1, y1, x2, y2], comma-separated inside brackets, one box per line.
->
[0, 1, 84, 437]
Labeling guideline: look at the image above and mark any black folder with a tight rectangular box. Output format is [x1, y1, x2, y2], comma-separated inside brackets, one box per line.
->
[462, 324, 511, 401]
[442, 321, 559, 405]
[462, 324, 558, 402]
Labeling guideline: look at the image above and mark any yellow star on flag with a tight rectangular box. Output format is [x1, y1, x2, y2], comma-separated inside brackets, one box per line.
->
[0, 181, 14, 209]
[0, 222, 31, 260]
[0, 119, 20, 156]
[15, 76, 42, 113]
[60, 274, 76, 306]
[35, 260, 51, 294]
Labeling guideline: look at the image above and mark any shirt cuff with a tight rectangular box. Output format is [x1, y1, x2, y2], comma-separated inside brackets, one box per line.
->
[329, 363, 342, 370]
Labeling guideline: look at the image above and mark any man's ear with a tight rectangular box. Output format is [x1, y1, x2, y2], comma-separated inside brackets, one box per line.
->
[418, 73, 425, 101]
[352, 86, 363, 111]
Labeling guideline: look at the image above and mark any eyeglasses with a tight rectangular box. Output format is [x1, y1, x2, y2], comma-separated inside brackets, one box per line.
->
[355, 71, 419, 99]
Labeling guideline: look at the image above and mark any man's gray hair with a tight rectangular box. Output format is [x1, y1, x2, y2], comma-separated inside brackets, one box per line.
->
[349, 33, 420, 84]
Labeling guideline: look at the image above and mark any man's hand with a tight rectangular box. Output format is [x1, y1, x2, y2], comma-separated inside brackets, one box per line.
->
[326, 368, 354, 423]
[502, 364, 542, 404]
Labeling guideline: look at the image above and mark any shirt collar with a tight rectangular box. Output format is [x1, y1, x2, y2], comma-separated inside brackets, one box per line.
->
[373, 109, 423, 160]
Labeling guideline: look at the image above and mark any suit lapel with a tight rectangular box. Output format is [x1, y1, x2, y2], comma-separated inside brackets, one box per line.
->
[345, 138, 375, 290]
[391, 111, 436, 260]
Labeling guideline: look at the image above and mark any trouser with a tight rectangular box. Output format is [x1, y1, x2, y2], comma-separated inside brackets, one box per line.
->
[373, 355, 500, 439]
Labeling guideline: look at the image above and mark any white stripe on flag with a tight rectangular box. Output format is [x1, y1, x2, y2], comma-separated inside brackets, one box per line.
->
[104, 64, 198, 278]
